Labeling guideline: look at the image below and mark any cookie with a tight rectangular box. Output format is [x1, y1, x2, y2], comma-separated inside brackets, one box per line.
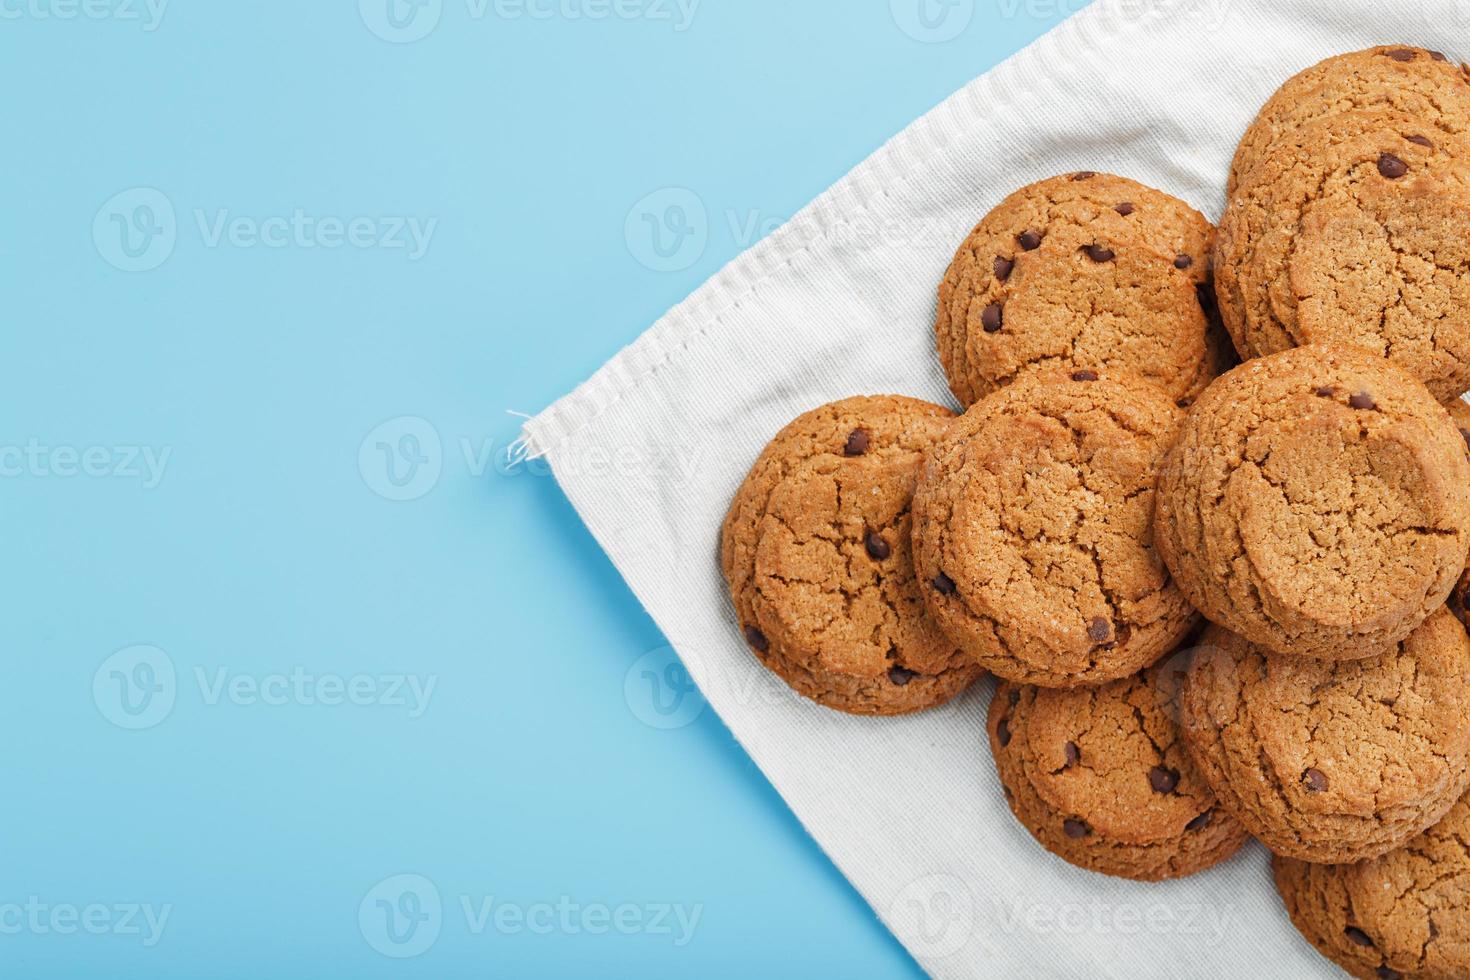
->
[912, 370, 1197, 687]
[1274, 789, 1470, 980]
[1217, 108, 1470, 401]
[719, 396, 983, 715]
[937, 172, 1222, 408]
[987, 665, 1250, 881]
[1181, 611, 1470, 865]
[1229, 45, 1470, 196]
[1155, 345, 1470, 660]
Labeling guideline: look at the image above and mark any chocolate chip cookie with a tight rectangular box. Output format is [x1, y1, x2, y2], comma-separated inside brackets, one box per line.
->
[720, 396, 983, 715]
[1229, 45, 1470, 196]
[988, 664, 1250, 880]
[1274, 788, 1470, 979]
[1155, 345, 1470, 660]
[1181, 611, 1470, 865]
[937, 172, 1223, 408]
[912, 370, 1197, 687]
[1217, 108, 1470, 401]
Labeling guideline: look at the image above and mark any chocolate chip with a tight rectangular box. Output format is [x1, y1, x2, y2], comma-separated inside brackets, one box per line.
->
[1083, 243, 1115, 263]
[1344, 927, 1376, 948]
[743, 626, 769, 653]
[1173, 253, 1194, 270]
[844, 428, 870, 456]
[1087, 617, 1113, 644]
[1303, 768, 1329, 792]
[1349, 391, 1377, 411]
[1384, 48, 1417, 62]
[933, 572, 957, 595]
[1064, 741, 1081, 767]
[1149, 766, 1180, 794]
[1063, 819, 1091, 839]
[994, 256, 1015, 281]
[1071, 370, 1099, 382]
[1017, 229, 1043, 251]
[1378, 969, 1402, 980]
[1008, 688, 1020, 706]
[1378, 153, 1409, 179]
[1406, 134, 1435, 149]
[1071, 171, 1096, 181]
[997, 718, 1012, 747]
[1430, 50, 1448, 62]
[1185, 810, 1213, 832]
[1315, 386, 1335, 398]
[865, 531, 891, 561]
[981, 303, 1004, 333]
[1114, 202, 1135, 216]
[888, 665, 918, 686]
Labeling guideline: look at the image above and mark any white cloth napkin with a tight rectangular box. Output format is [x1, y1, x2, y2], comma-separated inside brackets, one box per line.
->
[521, 2, 1469, 975]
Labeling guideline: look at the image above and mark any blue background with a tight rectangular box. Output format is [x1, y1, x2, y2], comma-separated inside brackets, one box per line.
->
[3, 1, 1083, 975]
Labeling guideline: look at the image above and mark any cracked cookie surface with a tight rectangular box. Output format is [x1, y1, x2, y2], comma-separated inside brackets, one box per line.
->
[912, 370, 1196, 687]
[1181, 612, 1470, 865]
[720, 395, 983, 715]
[1274, 788, 1470, 979]
[1218, 108, 1470, 401]
[1155, 345, 1470, 660]
[987, 665, 1249, 880]
[1229, 45, 1470, 197]
[937, 171, 1223, 408]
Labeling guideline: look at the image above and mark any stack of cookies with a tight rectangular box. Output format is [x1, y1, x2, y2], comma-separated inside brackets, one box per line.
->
[720, 45, 1470, 979]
